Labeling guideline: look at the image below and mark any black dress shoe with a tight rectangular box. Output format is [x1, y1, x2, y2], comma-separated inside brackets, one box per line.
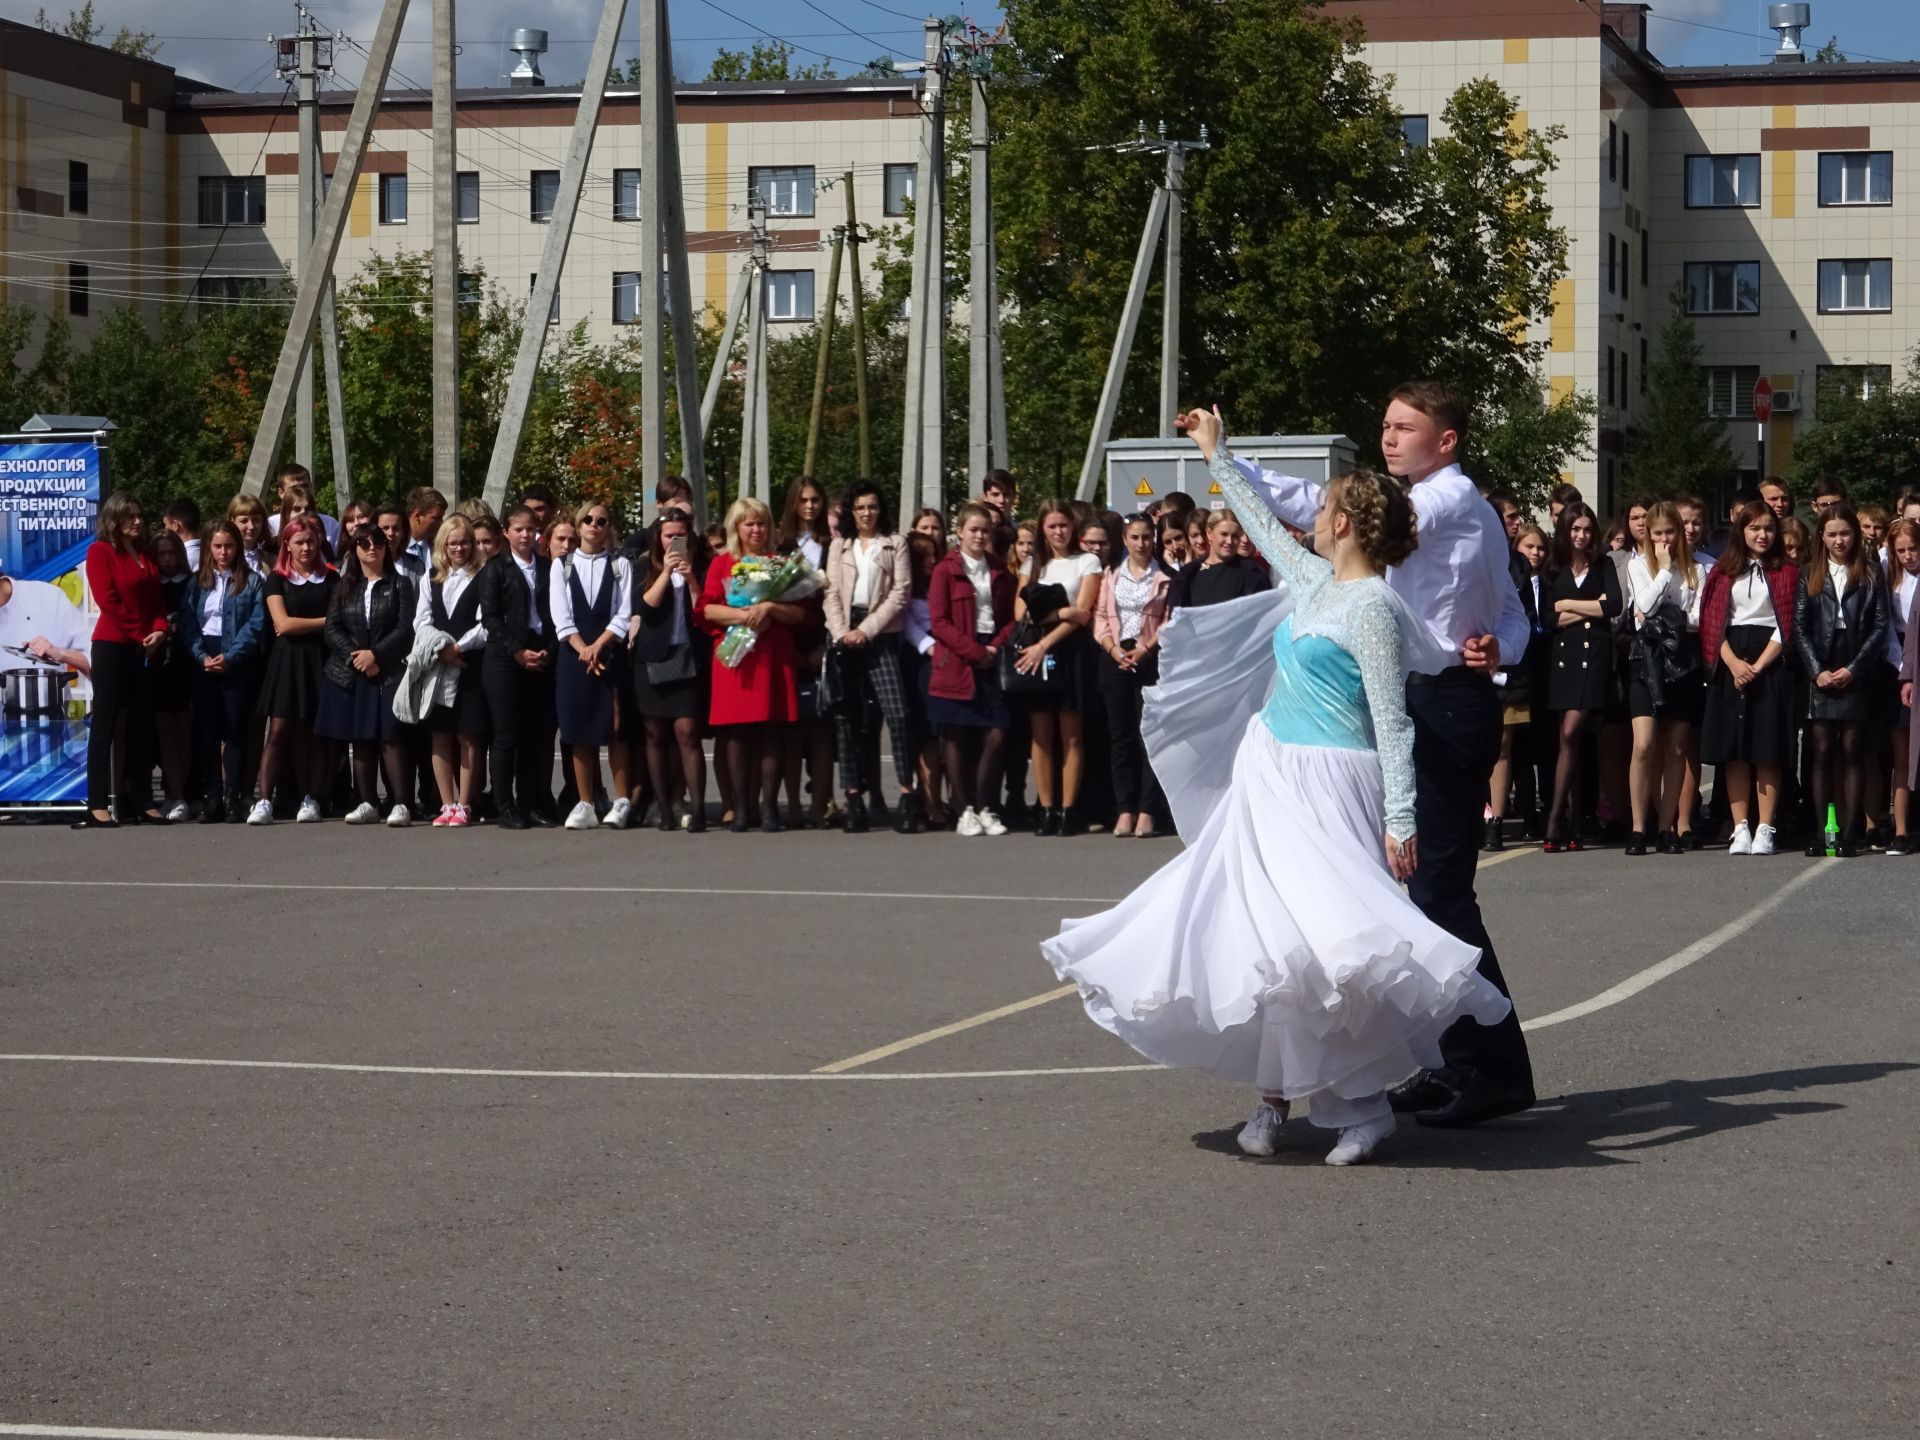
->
[527, 808, 560, 829]
[1805, 840, 1825, 857]
[1415, 1079, 1536, 1129]
[1679, 830, 1701, 851]
[686, 811, 707, 834]
[1058, 808, 1086, 837]
[843, 794, 870, 834]
[225, 789, 248, 824]
[896, 793, 925, 835]
[198, 798, 224, 825]
[1482, 818, 1505, 852]
[729, 815, 750, 834]
[70, 812, 119, 830]
[1387, 1068, 1459, 1113]
[1623, 831, 1647, 856]
[497, 809, 530, 831]
[1657, 830, 1684, 855]
[1037, 806, 1062, 837]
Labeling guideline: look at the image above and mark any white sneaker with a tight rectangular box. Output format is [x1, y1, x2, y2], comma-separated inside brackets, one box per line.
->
[1752, 824, 1778, 856]
[246, 799, 274, 826]
[1728, 822, 1753, 856]
[345, 801, 380, 825]
[606, 797, 633, 830]
[296, 796, 323, 823]
[164, 799, 190, 823]
[977, 809, 1008, 837]
[564, 800, 599, 830]
[1237, 1100, 1289, 1157]
[385, 803, 413, 828]
[1325, 1113, 1396, 1166]
[955, 806, 984, 837]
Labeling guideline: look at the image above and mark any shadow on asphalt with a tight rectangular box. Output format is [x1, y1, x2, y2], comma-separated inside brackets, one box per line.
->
[1189, 1062, 1920, 1169]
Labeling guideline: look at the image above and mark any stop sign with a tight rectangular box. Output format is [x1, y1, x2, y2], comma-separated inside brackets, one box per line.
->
[1753, 376, 1773, 423]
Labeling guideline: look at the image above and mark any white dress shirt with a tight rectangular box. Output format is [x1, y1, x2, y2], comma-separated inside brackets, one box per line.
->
[512, 554, 543, 637]
[550, 550, 632, 642]
[416, 566, 488, 650]
[1827, 560, 1851, 629]
[1627, 553, 1702, 631]
[961, 552, 997, 635]
[200, 572, 230, 638]
[1730, 562, 1783, 642]
[1888, 569, 1917, 665]
[1228, 455, 1529, 673]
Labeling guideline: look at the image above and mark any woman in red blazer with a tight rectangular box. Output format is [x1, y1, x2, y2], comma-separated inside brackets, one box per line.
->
[928, 502, 1017, 837]
[78, 491, 171, 827]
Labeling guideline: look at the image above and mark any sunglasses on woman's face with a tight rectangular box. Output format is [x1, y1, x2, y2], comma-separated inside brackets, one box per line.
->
[582, 515, 609, 527]
[355, 533, 381, 550]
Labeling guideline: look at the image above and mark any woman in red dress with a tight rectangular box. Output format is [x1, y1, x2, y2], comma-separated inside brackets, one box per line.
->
[700, 497, 812, 832]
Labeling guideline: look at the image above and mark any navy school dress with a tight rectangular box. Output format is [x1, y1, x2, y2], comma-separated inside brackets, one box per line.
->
[554, 557, 629, 746]
[426, 574, 492, 736]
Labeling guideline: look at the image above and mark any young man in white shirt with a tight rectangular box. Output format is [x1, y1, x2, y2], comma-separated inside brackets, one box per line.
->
[1200, 380, 1536, 1128]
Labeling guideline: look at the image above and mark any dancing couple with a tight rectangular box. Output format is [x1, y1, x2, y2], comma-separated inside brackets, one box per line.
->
[1044, 382, 1537, 1165]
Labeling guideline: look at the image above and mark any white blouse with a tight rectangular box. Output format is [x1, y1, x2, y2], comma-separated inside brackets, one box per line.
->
[1827, 560, 1851, 629]
[1039, 551, 1103, 592]
[793, 532, 824, 569]
[199, 572, 231, 637]
[1730, 562, 1783, 642]
[550, 550, 632, 642]
[851, 537, 884, 610]
[1627, 553, 1702, 631]
[1887, 569, 1918, 664]
[416, 566, 487, 650]
[961, 552, 997, 635]
[513, 554, 543, 636]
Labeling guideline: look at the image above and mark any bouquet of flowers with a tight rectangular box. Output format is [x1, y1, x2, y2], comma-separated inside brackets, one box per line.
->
[716, 552, 825, 668]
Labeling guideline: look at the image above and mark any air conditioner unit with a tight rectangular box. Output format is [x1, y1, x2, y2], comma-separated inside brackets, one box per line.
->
[1771, 388, 1801, 414]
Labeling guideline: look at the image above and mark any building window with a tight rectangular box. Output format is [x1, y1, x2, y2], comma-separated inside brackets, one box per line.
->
[1609, 120, 1618, 182]
[530, 274, 559, 325]
[1622, 131, 1631, 191]
[612, 271, 642, 324]
[68, 160, 88, 215]
[378, 172, 408, 225]
[1685, 154, 1760, 208]
[1607, 235, 1617, 295]
[883, 162, 916, 217]
[1606, 345, 1616, 406]
[748, 165, 815, 218]
[1817, 258, 1892, 313]
[1684, 261, 1761, 315]
[1399, 114, 1429, 149]
[1619, 350, 1628, 413]
[196, 175, 266, 226]
[765, 269, 815, 321]
[68, 263, 88, 317]
[530, 170, 559, 223]
[1639, 337, 1648, 395]
[456, 171, 480, 224]
[613, 169, 641, 222]
[1706, 365, 1762, 419]
[1622, 238, 1631, 300]
[194, 277, 254, 306]
[1817, 151, 1892, 207]
[1815, 364, 1893, 412]
[1640, 227, 1649, 287]
[457, 272, 483, 309]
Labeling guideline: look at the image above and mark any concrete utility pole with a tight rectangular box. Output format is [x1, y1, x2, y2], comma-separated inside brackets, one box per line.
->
[637, 0, 666, 512]
[292, 10, 317, 473]
[958, 23, 1007, 484]
[242, 0, 412, 497]
[899, 18, 948, 516]
[479, 0, 628, 514]
[655, 0, 707, 526]
[700, 260, 752, 438]
[737, 200, 772, 502]
[1074, 120, 1209, 502]
[804, 218, 845, 475]
[431, 0, 460, 497]
[842, 169, 872, 478]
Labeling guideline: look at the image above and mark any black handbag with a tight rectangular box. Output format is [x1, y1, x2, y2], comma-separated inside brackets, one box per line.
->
[645, 645, 699, 685]
[997, 619, 1061, 695]
[818, 643, 848, 715]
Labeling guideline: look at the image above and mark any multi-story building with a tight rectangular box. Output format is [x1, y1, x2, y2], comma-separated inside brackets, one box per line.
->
[0, 18, 919, 367]
[1335, 0, 1920, 512]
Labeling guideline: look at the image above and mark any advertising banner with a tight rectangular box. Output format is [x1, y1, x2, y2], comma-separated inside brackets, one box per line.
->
[0, 436, 104, 807]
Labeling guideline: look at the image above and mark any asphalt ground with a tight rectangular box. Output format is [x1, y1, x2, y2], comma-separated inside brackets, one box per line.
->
[0, 819, 1915, 1440]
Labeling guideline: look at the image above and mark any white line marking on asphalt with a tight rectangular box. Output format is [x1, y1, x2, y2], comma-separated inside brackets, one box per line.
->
[0, 878, 1120, 905]
[0, 1425, 392, 1440]
[0, 1053, 1158, 1082]
[815, 983, 1082, 1072]
[1521, 859, 1833, 1031]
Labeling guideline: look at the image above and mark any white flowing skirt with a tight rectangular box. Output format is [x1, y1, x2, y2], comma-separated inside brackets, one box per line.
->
[1042, 714, 1512, 1116]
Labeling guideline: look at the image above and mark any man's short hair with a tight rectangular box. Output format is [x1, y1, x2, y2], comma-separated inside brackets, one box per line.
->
[163, 496, 201, 531]
[516, 483, 557, 509]
[274, 462, 313, 491]
[655, 474, 693, 505]
[1387, 380, 1469, 448]
[404, 486, 448, 518]
[1549, 482, 1584, 509]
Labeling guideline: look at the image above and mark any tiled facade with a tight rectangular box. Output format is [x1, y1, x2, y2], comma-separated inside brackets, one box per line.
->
[1334, 0, 1920, 512]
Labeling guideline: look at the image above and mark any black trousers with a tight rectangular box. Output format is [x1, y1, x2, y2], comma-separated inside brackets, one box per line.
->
[87, 638, 155, 812]
[1097, 651, 1163, 815]
[1405, 671, 1534, 1091]
[482, 651, 556, 818]
[191, 650, 256, 797]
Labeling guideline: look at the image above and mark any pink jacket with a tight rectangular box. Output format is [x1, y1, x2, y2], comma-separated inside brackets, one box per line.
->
[1094, 561, 1172, 650]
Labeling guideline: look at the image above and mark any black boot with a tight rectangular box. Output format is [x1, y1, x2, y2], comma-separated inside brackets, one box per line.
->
[1482, 817, 1505, 852]
[896, 792, 925, 835]
[1036, 806, 1062, 837]
[1624, 831, 1648, 857]
[199, 789, 224, 825]
[1058, 806, 1086, 837]
[225, 787, 248, 824]
[843, 794, 870, 834]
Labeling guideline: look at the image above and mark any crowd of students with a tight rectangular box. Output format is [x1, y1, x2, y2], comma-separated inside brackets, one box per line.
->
[1485, 476, 1920, 858]
[64, 458, 1916, 854]
[67, 464, 1273, 837]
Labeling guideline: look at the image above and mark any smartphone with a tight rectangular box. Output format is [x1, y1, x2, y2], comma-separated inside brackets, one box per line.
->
[667, 535, 687, 558]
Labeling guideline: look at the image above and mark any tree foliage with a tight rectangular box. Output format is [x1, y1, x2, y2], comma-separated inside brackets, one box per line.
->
[981, 0, 1584, 494]
[705, 40, 836, 83]
[1469, 375, 1597, 515]
[1788, 354, 1920, 508]
[35, 3, 158, 59]
[1623, 288, 1737, 503]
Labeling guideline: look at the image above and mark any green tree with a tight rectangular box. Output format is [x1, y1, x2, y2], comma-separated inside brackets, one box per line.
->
[1788, 356, 1920, 508]
[35, 2, 159, 58]
[982, 0, 1576, 496]
[705, 39, 836, 83]
[1470, 374, 1598, 515]
[1814, 36, 1846, 62]
[1623, 288, 1737, 501]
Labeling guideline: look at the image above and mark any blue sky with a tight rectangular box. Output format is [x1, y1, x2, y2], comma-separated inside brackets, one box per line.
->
[3, 1, 1915, 91]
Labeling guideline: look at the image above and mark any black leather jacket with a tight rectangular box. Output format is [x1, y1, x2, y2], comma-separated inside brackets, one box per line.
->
[1793, 566, 1889, 680]
[323, 571, 418, 688]
[476, 551, 553, 662]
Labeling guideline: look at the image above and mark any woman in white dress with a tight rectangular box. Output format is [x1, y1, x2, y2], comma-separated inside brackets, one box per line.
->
[1042, 409, 1512, 1166]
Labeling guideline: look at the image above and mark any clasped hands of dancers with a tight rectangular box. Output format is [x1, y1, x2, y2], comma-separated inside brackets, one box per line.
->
[1044, 383, 1537, 1166]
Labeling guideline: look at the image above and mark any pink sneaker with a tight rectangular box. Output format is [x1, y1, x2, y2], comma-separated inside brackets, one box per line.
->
[430, 803, 457, 827]
[445, 804, 471, 827]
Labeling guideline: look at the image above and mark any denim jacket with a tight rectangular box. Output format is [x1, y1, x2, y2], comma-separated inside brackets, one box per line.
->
[175, 570, 267, 669]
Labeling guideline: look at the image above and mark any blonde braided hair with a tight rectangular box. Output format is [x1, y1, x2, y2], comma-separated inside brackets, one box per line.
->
[1328, 467, 1419, 570]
